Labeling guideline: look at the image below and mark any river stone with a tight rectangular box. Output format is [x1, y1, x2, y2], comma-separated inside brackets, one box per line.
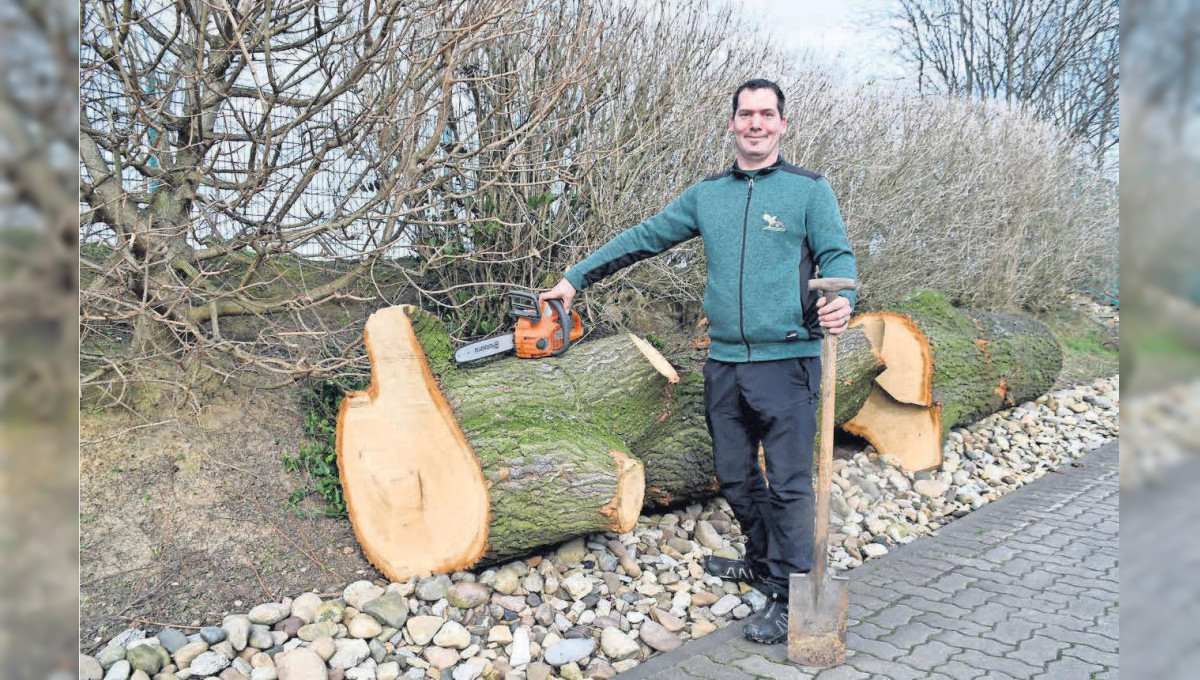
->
[650, 609, 685, 633]
[126, 645, 164, 675]
[347, 613, 383, 639]
[691, 590, 719, 607]
[556, 538, 587, 565]
[492, 568, 521, 596]
[223, 615, 251, 651]
[450, 660, 485, 680]
[314, 600, 347, 624]
[693, 521, 723, 550]
[375, 662, 400, 680]
[110, 628, 148, 649]
[666, 538, 695, 555]
[414, 574, 451, 602]
[97, 645, 127, 669]
[598, 628, 639, 662]
[509, 627, 532, 667]
[189, 651, 231, 676]
[863, 543, 889, 558]
[494, 594, 527, 612]
[445, 583, 491, 610]
[710, 594, 741, 617]
[543, 638, 595, 667]
[432, 620, 471, 649]
[526, 662, 552, 680]
[103, 660, 131, 680]
[488, 625, 513, 644]
[405, 616, 444, 646]
[81, 654, 104, 680]
[638, 621, 681, 652]
[691, 620, 717, 637]
[154, 629, 189, 655]
[329, 639, 370, 669]
[199, 626, 226, 645]
[273, 616, 304, 638]
[560, 573, 592, 601]
[357, 593, 406, 629]
[297, 621, 339, 641]
[423, 646, 460, 669]
[342, 581, 384, 611]
[916, 479, 945, 501]
[249, 627, 275, 651]
[310, 636, 336, 662]
[173, 641, 208, 670]
[282, 594, 318, 625]
[274, 649, 325, 680]
[248, 603, 291, 626]
[250, 668, 278, 680]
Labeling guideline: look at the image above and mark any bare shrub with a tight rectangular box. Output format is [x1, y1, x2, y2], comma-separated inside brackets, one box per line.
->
[588, 65, 1118, 316]
[80, 0, 1117, 402]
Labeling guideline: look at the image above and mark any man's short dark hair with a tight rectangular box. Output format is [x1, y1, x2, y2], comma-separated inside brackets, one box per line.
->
[732, 79, 785, 118]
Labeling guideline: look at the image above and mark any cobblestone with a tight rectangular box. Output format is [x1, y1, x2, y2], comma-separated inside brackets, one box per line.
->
[616, 442, 1118, 680]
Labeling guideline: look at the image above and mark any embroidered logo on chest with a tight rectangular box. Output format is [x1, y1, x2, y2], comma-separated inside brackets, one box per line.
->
[762, 213, 786, 232]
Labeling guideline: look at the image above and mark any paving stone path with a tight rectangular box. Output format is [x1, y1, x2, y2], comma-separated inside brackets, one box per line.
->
[617, 440, 1119, 680]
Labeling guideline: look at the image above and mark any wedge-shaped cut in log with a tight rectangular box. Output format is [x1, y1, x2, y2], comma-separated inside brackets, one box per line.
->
[869, 314, 933, 406]
[339, 306, 680, 578]
[843, 389, 944, 472]
[846, 291, 1062, 471]
[627, 326, 884, 506]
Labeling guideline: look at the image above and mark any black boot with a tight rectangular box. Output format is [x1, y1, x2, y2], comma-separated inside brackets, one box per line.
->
[744, 597, 789, 644]
[703, 555, 763, 583]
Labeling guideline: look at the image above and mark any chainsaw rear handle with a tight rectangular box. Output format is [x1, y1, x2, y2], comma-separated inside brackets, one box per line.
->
[545, 298, 571, 357]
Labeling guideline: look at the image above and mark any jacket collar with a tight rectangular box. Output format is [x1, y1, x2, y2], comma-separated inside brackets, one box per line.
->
[731, 155, 787, 179]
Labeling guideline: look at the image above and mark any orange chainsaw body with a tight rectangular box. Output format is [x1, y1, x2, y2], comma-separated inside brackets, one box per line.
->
[514, 305, 583, 359]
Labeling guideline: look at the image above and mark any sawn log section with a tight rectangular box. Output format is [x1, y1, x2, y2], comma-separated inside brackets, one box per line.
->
[337, 293, 1060, 578]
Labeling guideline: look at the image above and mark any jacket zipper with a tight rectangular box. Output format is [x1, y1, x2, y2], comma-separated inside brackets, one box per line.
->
[738, 176, 754, 360]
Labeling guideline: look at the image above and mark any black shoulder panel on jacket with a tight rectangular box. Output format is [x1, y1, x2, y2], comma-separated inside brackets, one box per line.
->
[780, 163, 823, 181]
[702, 170, 732, 182]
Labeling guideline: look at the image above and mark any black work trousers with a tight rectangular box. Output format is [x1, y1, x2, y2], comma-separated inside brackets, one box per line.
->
[703, 356, 821, 600]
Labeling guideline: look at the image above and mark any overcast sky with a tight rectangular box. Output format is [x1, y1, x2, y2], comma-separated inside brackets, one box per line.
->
[730, 0, 912, 87]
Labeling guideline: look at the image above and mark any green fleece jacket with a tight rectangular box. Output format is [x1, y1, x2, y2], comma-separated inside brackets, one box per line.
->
[565, 157, 857, 362]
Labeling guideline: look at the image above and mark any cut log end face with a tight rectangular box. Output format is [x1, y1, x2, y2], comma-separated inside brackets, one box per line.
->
[599, 450, 645, 533]
[338, 307, 491, 582]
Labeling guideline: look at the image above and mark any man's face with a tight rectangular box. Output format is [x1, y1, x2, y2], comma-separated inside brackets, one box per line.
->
[729, 88, 787, 169]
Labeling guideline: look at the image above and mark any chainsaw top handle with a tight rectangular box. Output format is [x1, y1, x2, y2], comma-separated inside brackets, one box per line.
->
[507, 290, 542, 321]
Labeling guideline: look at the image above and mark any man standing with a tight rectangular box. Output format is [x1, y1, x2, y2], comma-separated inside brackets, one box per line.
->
[539, 79, 857, 644]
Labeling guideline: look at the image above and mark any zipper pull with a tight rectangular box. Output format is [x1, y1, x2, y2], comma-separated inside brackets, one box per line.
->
[748, 177, 755, 191]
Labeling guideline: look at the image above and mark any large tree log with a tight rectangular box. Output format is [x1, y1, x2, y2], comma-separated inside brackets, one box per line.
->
[338, 294, 1058, 576]
[338, 306, 678, 580]
[845, 291, 1062, 471]
[630, 327, 883, 506]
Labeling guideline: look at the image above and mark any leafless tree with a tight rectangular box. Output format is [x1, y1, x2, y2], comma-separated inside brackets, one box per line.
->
[79, 0, 715, 398]
[0, 1, 79, 677]
[890, 0, 1119, 168]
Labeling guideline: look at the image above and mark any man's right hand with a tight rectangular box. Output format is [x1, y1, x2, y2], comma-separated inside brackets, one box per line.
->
[539, 278, 577, 313]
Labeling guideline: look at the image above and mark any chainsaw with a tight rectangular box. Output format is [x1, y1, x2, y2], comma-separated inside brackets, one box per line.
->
[454, 290, 584, 364]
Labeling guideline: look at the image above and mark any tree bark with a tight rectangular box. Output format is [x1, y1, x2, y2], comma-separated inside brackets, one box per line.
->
[338, 296, 1058, 576]
[337, 306, 676, 579]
